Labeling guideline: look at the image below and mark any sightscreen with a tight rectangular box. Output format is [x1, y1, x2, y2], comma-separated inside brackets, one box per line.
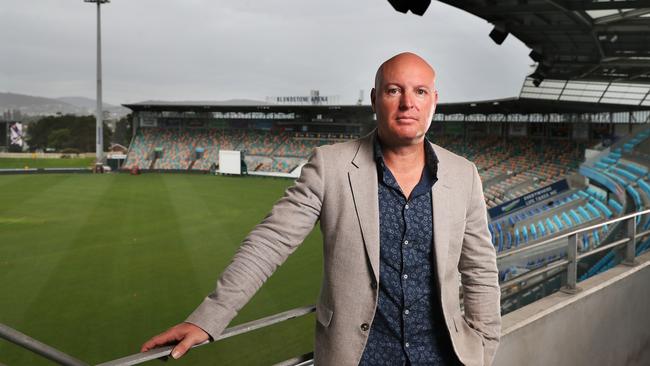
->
[219, 150, 241, 175]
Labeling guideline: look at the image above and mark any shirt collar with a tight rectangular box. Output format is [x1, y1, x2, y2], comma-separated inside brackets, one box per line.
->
[373, 133, 439, 179]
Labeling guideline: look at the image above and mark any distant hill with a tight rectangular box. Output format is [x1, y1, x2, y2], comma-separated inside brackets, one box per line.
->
[57, 96, 116, 110]
[130, 98, 268, 106]
[0, 92, 129, 118]
[0, 92, 81, 115]
[57, 96, 130, 116]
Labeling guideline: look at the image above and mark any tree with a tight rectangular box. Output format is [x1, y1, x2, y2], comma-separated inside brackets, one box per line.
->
[26, 115, 113, 152]
[48, 128, 72, 150]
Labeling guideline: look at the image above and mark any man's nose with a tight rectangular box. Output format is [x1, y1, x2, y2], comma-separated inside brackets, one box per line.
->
[399, 91, 415, 110]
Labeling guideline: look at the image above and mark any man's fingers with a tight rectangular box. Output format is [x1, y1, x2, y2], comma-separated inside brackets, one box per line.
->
[140, 329, 180, 352]
[141, 323, 209, 356]
[170, 336, 197, 359]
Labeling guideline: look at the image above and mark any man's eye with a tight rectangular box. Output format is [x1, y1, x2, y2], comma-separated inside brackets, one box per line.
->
[387, 88, 400, 95]
[417, 89, 428, 95]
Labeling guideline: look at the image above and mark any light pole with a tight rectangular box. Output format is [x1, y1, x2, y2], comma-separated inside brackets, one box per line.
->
[84, 0, 109, 167]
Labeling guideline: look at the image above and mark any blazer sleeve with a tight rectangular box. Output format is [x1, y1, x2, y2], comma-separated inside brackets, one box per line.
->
[185, 147, 325, 339]
[458, 163, 501, 366]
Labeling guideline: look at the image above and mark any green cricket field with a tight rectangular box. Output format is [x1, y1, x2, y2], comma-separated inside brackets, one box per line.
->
[0, 172, 322, 365]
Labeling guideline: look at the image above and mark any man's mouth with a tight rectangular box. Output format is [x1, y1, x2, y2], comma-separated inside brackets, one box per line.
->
[396, 116, 418, 122]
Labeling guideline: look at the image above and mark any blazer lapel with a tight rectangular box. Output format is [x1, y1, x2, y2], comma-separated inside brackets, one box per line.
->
[431, 144, 453, 296]
[348, 134, 380, 283]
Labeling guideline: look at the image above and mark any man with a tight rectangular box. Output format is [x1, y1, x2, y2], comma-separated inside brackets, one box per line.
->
[142, 52, 501, 365]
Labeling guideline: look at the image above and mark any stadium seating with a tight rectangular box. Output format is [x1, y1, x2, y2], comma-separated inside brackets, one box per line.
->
[124, 129, 348, 173]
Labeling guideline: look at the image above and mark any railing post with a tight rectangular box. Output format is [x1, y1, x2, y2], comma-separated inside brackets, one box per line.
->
[624, 215, 639, 266]
[561, 233, 581, 294]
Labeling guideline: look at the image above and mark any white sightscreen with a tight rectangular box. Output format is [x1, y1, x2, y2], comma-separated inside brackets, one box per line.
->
[219, 150, 241, 175]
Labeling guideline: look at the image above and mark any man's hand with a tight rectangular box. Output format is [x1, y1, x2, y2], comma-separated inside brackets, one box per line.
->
[141, 322, 210, 359]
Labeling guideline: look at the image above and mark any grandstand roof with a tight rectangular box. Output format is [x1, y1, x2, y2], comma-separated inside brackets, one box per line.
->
[438, 96, 650, 114]
[124, 97, 650, 116]
[122, 101, 369, 113]
[438, 0, 650, 83]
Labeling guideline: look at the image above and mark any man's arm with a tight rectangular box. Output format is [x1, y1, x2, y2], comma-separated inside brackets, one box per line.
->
[458, 163, 501, 366]
[141, 147, 326, 357]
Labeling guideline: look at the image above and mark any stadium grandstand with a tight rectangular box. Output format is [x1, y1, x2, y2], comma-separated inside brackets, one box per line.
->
[3, 0, 650, 365]
[121, 103, 369, 175]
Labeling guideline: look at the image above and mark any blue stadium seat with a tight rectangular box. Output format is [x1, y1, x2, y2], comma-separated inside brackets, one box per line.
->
[578, 206, 591, 221]
[569, 209, 582, 224]
[498, 232, 505, 252]
[586, 203, 601, 218]
[530, 224, 537, 240]
[546, 218, 556, 234]
[608, 199, 623, 214]
[591, 200, 613, 218]
[637, 179, 650, 197]
[613, 167, 638, 181]
[622, 162, 648, 176]
[595, 162, 609, 170]
[553, 215, 564, 230]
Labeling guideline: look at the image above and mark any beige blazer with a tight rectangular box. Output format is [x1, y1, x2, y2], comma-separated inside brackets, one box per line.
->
[186, 132, 501, 366]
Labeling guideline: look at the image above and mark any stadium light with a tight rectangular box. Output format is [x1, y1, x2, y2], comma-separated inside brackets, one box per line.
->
[84, 0, 110, 166]
[387, 0, 431, 16]
[489, 25, 509, 45]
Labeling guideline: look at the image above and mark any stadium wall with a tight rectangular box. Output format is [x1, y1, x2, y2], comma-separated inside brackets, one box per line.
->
[494, 250, 650, 366]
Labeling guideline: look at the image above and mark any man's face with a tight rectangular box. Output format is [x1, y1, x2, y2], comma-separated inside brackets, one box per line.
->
[371, 54, 438, 146]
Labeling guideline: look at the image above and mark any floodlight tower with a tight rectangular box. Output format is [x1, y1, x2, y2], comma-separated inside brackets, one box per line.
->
[84, 0, 109, 165]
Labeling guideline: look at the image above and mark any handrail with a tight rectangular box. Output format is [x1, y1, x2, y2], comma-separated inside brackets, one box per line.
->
[497, 208, 650, 260]
[499, 208, 650, 293]
[0, 323, 88, 366]
[96, 305, 316, 366]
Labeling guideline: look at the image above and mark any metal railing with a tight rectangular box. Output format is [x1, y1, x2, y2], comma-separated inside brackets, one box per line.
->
[0, 324, 87, 366]
[498, 208, 649, 294]
[1, 306, 315, 366]
[4, 211, 650, 365]
[97, 305, 315, 366]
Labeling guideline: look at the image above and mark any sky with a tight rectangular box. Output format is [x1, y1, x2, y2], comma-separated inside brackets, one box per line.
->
[0, 0, 534, 105]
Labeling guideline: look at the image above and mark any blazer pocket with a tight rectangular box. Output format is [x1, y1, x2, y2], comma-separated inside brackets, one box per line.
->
[453, 314, 484, 348]
[316, 305, 333, 328]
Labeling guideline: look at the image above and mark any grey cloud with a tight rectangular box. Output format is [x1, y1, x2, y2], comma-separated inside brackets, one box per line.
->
[1, 0, 531, 105]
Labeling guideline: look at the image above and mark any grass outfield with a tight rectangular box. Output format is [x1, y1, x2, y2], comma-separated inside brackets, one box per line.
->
[0, 173, 322, 365]
[0, 157, 95, 169]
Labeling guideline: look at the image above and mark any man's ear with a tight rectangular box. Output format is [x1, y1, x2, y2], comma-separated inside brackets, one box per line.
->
[370, 88, 376, 112]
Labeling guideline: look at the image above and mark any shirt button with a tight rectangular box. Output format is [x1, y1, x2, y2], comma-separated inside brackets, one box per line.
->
[403, 240, 409, 245]
[405, 342, 410, 348]
[404, 309, 410, 315]
[405, 204, 409, 209]
[370, 281, 377, 289]
[360, 323, 369, 331]
[403, 274, 408, 280]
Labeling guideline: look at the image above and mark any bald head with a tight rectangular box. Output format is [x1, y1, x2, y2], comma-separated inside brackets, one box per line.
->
[370, 52, 438, 147]
[374, 52, 436, 90]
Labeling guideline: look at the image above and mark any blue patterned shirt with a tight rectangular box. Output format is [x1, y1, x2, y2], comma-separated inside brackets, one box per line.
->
[359, 136, 459, 366]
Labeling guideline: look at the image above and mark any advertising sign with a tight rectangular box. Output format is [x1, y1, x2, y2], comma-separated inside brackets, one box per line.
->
[488, 179, 570, 219]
